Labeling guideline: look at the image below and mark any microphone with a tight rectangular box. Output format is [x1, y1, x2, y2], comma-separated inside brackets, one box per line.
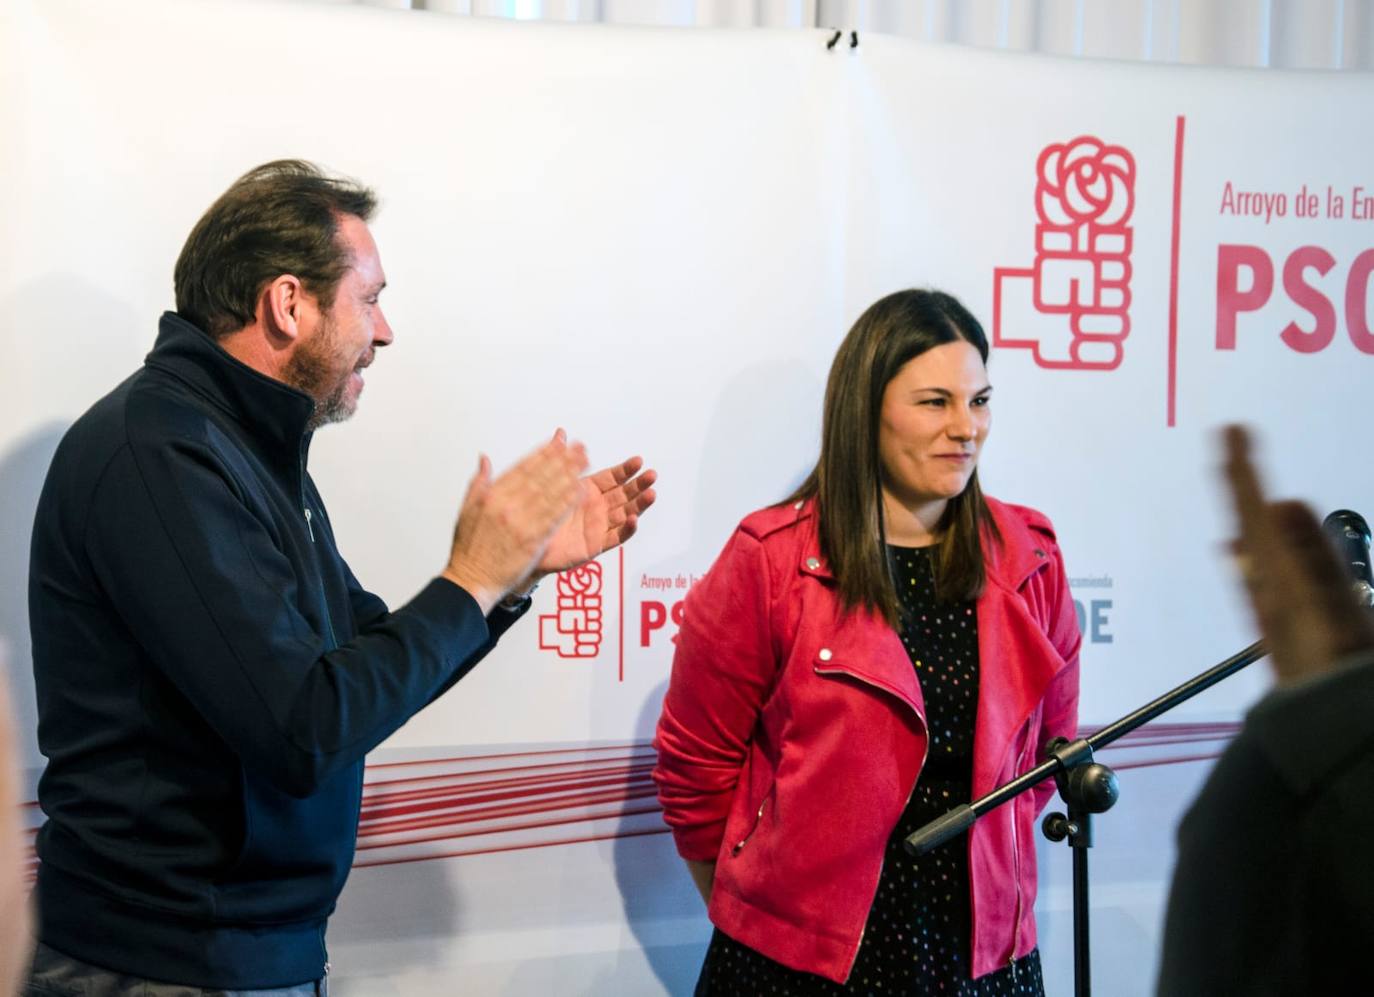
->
[1322, 510, 1374, 607]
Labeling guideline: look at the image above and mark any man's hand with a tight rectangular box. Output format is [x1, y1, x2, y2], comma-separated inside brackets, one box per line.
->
[532, 454, 657, 579]
[1223, 425, 1374, 685]
[442, 435, 588, 614]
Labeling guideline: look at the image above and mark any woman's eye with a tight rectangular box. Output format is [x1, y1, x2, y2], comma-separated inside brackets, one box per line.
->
[973, 396, 991, 407]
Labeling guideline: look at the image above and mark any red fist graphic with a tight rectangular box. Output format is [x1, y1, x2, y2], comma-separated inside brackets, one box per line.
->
[538, 562, 604, 659]
[994, 136, 1137, 370]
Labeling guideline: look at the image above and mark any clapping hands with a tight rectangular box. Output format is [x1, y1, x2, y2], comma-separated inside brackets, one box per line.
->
[443, 432, 656, 614]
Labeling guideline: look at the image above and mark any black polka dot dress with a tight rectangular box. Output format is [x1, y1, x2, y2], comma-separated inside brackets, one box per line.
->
[695, 544, 1045, 996]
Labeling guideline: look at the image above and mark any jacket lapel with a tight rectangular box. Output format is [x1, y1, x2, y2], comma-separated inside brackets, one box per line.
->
[797, 544, 926, 718]
[971, 503, 1071, 797]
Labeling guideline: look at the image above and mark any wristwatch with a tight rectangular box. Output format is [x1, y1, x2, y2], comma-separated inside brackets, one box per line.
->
[497, 580, 540, 612]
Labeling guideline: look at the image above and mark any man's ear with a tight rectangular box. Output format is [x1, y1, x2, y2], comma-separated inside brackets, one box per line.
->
[260, 274, 308, 342]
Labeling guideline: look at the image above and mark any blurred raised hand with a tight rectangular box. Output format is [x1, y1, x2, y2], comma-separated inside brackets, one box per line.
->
[1222, 425, 1374, 685]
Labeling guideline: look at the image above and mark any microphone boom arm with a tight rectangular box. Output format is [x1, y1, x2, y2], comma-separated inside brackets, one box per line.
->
[904, 639, 1267, 855]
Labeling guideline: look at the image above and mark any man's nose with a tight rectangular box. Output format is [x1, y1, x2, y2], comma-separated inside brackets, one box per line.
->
[374, 307, 395, 347]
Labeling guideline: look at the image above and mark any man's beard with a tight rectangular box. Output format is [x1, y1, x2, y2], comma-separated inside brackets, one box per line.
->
[282, 316, 356, 432]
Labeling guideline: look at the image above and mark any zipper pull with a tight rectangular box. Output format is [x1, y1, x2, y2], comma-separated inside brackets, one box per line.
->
[731, 799, 768, 855]
[304, 507, 315, 542]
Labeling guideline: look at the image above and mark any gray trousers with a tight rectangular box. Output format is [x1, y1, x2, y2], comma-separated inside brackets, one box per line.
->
[23, 943, 327, 997]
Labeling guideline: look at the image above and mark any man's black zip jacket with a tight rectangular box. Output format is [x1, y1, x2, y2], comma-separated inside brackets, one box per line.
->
[28, 313, 525, 988]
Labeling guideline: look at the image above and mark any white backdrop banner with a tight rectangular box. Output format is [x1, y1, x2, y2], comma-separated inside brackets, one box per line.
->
[1, 1, 1370, 994]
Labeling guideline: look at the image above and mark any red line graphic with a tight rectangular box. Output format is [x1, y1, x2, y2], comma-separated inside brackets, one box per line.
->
[352, 828, 672, 869]
[364, 752, 655, 787]
[355, 806, 667, 852]
[1078, 721, 1237, 740]
[16, 722, 1243, 877]
[1112, 753, 1221, 771]
[1167, 115, 1186, 427]
[361, 772, 655, 821]
[365, 743, 648, 770]
[360, 789, 661, 837]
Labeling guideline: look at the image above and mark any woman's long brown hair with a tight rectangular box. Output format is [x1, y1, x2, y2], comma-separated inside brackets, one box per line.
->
[785, 289, 1001, 625]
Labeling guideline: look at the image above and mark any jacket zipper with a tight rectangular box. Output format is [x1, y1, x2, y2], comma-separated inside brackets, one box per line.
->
[1008, 724, 1035, 970]
[1004, 555, 1051, 973]
[814, 664, 928, 968]
[1008, 799, 1023, 972]
[300, 457, 339, 650]
[320, 922, 331, 990]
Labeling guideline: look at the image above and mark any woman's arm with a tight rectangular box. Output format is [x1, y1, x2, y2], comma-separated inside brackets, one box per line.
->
[686, 858, 717, 905]
[652, 527, 780, 874]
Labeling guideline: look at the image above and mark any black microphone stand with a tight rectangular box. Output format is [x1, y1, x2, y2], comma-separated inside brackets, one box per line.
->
[903, 639, 1268, 997]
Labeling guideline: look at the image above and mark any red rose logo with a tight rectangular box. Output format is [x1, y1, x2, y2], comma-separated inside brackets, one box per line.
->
[1037, 138, 1135, 228]
[558, 565, 602, 598]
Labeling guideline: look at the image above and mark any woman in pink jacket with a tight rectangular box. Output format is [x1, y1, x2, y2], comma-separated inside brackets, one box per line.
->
[653, 289, 1081, 995]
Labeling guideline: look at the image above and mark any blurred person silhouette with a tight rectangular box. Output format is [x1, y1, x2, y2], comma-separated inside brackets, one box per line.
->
[1157, 426, 1374, 996]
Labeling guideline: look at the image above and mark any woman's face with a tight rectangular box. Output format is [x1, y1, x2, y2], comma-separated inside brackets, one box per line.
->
[877, 340, 991, 515]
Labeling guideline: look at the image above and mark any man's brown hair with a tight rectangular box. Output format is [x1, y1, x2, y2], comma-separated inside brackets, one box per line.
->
[174, 159, 377, 338]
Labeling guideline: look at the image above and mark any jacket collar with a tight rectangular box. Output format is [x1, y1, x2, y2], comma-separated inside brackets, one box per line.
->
[790, 500, 833, 582]
[143, 312, 317, 462]
[793, 496, 1050, 589]
[981, 498, 1053, 593]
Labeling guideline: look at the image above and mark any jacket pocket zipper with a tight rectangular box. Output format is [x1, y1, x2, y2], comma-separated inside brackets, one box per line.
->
[1009, 722, 1035, 967]
[301, 495, 339, 649]
[731, 796, 768, 856]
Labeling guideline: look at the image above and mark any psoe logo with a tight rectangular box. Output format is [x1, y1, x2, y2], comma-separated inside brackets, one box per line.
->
[537, 562, 603, 658]
[993, 136, 1136, 371]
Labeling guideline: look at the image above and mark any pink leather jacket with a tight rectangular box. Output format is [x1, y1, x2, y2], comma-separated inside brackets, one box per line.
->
[653, 496, 1080, 983]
